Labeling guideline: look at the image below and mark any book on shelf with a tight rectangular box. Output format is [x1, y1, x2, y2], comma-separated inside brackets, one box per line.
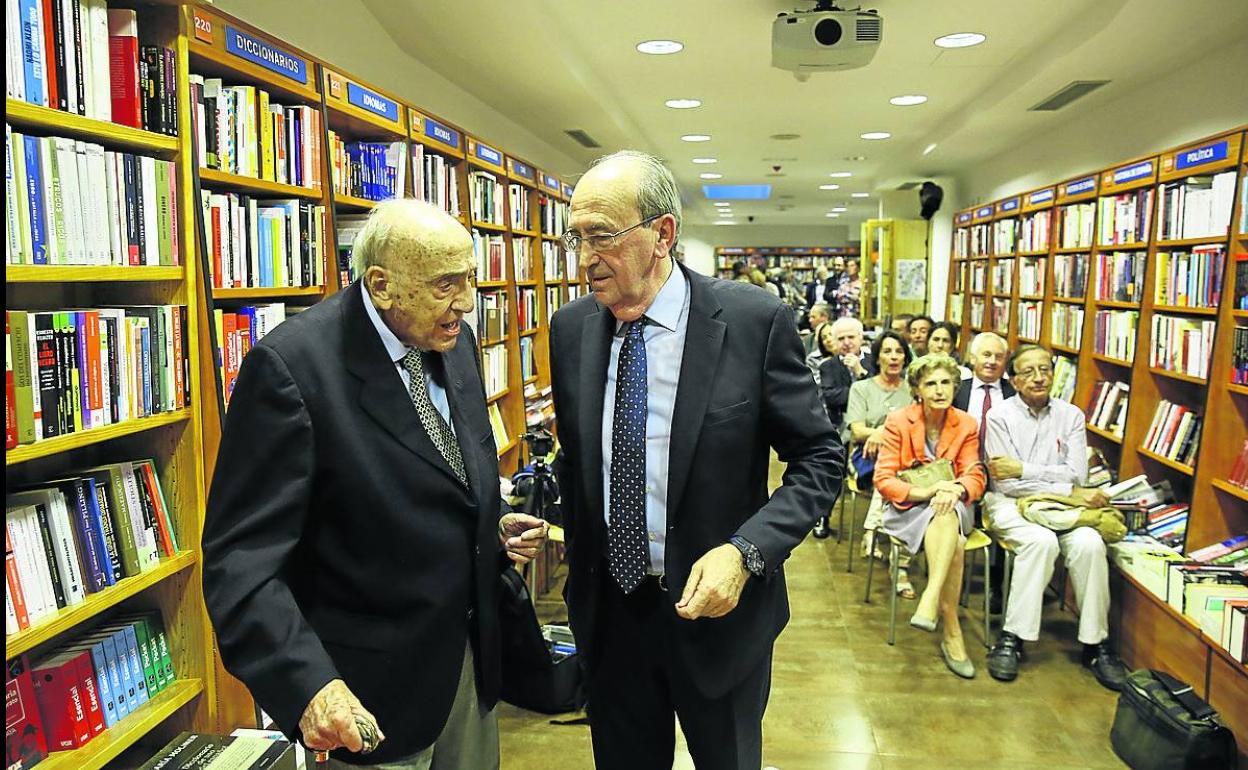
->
[519, 335, 536, 381]
[6, 126, 179, 266]
[214, 304, 287, 409]
[969, 297, 986, 329]
[1188, 535, 1248, 565]
[1018, 257, 1045, 295]
[1092, 309, 1137, 360]
[200, 192, 326, 290]
[512, 236, 533, 282]
[1150, 314, 1215, 379]
[1017, 301, 1041, 340]
[954, 227, 969, 258]
[517, 287, 538, 333]
[1059, 202, 1095, 249]
[541, 240, 561, 282]
[137, 730, 297, 770]
[538, 194, 566, 238]
[481, 344, 507, 398]
[468, 169, 504, 226]
[1141, 400, 1202, 466]
[567, 284, 584, 301]
[523, 382, 554, 430]
[1156, 170, 1236, 240]
[508, 184, 530, 230]
[1050, 304, 1084, 349]
[969, 222, 990, 256]
[327, 136, 405, 203]
[545, 285, 563, 323]
[1092, 250, 1145, 303]
[991, 258, 1013, 293]
[188, 75, 322, 189]
[990, 298, 1010, 335]
[6, 656, 48, 769]
[472, 230, 506, 283]
[1153, 247, 1225, 309]
[1229, 441, 1248, 489]
[993, 219, 1017, 255]
[1050, 354, 1077, 401]
[1086, 380, 1129, 437]
[1236, 255, 1248, 311]
[1086, 446, 1112, 487]
[1020, 210, 1051, 253]
[1098, 188, 1153, 246]
[949, 294, 963, 325]
[334, 213, 369, 287]
[1052, 252, 1088, 298]
[564, 250, 579, 285]
[411, 143, 459, 217]
[477, 290, 508, 341]
[969, 261, 987, 292]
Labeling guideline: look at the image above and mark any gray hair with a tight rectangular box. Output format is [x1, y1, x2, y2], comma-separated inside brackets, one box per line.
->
[350, 198, 466, 278]
[588, 150, 683, 241]
[969, 331, 1008, 357]
[830, 316, 864, 335]
[809, 302, 832, 320]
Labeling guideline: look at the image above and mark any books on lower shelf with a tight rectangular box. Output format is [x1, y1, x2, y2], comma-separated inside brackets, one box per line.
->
[508, 184, 530, 231]
[214, 304, 286, 409]
[334, 213, 368, 287]
[524, 382, 554, 430]
[477, 290, 507, 341]
[567, 284, 583, 301]
[990, 297, 1009, 335]
[481, 344, 507, 398]
[1156, 170, 1237, 240]
[468, 170, 504, 227]
[1237, 256, 1248, 311]
[1228, 441, 1248, 490]
[969, 297, 985, 329]
[5, 306, 188, 446]
[1086, 380, 1129, 438]
[137, 731, 297, 770]
[539, 194, 566, 238]
[545, 286, 563, 323]
[200, 192, 326, 289]
[949, 294, 964, 325]
[6, 126, 179, 266]
[1153, 247, 1225, 309]
[1050, 354, 1076, 401]
[564, 248, 578, 283]
[954, 227, 969, 259]
[1150, 314, 1215, 379]
[1059, 202, 1095, 249]
[1098, 188, 1153, 246]
[519, 335, 536, 380]
[969, 261, 987, 293]
[487, 402, 508, 450]
[1018, 301, 1041, 340]
[512, 236, 533, 282]
[1141, 400, 1202, 466]
[1020, 210, 1051, 253]
[1050, 304, 1083, 349]
[1052, 251, 1088, 298]
[473, 230, 505, 282]
[969, 222, 990, 257]
[327, 136, 405, 202]
[1233, 326, 1247, 385]
[991, 258, 1013, 294]
[6, 462, 179, 631]
[541, 240, 561, 282]
[1019, 257, 1045, 296]
[1093, 250, 1145, 303]
[517, 287, 538, 333]
[189, 75, 322, 189]
[993, 218, 1017, 255]
[1092, 309, 1137, 360]
[411, 143, 459, 217]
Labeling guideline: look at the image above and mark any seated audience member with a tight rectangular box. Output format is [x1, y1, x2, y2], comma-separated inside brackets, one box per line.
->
[875, 354, 986, 678]
[804, 302, 832, 354]
[982, 345, 1128, 690]
[927, 321, 972, 380]
[805, 322, 838, 384]
[845, 331, 915, 594]
[806, 266, 832, 308]
[908, 315, 934, 357]
[954, 332, 1015, 421]
[819, 317, 876, 434]
[890, 313, 915, 339]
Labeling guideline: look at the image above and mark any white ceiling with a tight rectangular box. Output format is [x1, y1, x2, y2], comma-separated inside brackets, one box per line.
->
[360, 0, 1248, 231]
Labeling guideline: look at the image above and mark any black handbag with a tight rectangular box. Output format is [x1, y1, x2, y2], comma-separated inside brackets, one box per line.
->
[497, 567, 585, 715]
[1110, 668, 1237, 770]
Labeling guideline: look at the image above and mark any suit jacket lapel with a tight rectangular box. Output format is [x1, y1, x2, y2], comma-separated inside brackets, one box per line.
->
[579, 307, 614, 535]
[907, 407, 928, 465]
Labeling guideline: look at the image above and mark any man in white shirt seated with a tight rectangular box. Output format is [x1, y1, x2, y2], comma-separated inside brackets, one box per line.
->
[982, 344, 1127, 690]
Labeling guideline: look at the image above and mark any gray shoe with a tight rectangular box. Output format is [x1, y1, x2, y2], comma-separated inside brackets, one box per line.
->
[941, 641, 976, 679]
[909, 612, 937, 632]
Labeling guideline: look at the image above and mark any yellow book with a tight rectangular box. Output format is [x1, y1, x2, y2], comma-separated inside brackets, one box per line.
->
[488, 403, 508, 449]
[214, 308, 225, 391]
[271, 215, 286, 287]
[259, 89, 275, 182]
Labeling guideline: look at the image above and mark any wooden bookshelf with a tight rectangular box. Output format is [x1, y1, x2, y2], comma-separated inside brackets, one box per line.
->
[212, 286, 325, 300]
[4, 266, 186, 283]
[5, 411, 192, 467]
[197, 168, 323, 200]
[1086, 423, 1124, 444]
[5, 98, 179, 155]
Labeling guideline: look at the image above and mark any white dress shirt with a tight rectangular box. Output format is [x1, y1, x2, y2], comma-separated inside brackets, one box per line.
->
[984, 395, 1088, 498]
[966, 376, 1006, 427]
[361, 281, 453, 428]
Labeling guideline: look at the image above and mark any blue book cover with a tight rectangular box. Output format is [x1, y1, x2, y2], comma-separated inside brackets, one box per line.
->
[19, 0, 47, 107]
[241, 306, 258, 349]
[98, 634, 130, 719]
[22, 134, 46, 263]
[107, 627, 141, 710]
[292, 111, 303, 187]
[139, 323, 152, 416]
[80, 476, 120, 584]
[80, 640, 119, 728]
[54, 478, 106, 592]
[258, 217, 273, 287]
[118, 624, 149, 705]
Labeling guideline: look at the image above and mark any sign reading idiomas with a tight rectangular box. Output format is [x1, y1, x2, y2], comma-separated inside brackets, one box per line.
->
[474, 141, 503, 166]
[225, 27, 307, 84]
[423, 117, 460, 150]
[1174, 139, 1229, 171]
[1064, 176, 1097, 196]
[346, 83, 398, 123]
[1029, 188, 1054, 205]
[1111, 160, 1153, 185]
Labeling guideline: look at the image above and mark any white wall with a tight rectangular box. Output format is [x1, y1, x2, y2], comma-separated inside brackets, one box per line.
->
[682, 224, 852, 249]
[215, 0, 583, 177]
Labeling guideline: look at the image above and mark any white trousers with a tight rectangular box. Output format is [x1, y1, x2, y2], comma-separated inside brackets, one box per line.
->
[985, 493, 1110, 645]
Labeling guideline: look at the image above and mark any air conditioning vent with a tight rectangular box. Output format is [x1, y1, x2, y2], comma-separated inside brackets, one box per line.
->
[856, 18, 882, 42]
[1029, 80, 1110, 111]
[564, 129, 601, 148]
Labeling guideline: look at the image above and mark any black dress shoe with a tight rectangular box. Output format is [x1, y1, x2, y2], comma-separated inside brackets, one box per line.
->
[1083, 641, 1128, 691]
[812, 516, 831, 539]
[987, 632, 1024, 682]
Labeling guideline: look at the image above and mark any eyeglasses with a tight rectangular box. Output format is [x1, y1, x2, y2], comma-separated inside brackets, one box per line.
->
[1014, 365, 1053, 380]
[561, 213, 667, 255]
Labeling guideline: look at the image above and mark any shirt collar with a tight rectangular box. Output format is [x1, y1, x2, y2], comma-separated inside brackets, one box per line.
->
[614, 262, 687, 334]
[361, 281, 410, 364]
[972, 376, 1003, 391]
[1010, 393, 1052, 419]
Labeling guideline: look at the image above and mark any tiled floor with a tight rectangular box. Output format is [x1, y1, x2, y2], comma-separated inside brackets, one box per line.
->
[498, 458, 1128, 769]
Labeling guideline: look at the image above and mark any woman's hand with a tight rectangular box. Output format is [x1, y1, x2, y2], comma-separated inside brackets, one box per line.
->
[931, 487, 961, 517]
[932, 480, 965, 498]
[862, 427, 887, 458]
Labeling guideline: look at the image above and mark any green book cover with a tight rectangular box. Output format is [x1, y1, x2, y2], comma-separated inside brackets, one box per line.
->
[154, 162, 171, 266]
[9, 309, 36, 443]
[112, 613, 163, 693]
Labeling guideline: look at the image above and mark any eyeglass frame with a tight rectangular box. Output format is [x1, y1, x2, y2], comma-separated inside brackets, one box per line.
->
[560, 212, 669, 255]
[1013, 364, 1054, 381]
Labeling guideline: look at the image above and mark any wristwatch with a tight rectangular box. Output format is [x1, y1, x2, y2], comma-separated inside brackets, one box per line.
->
[729, 535, 765, 577]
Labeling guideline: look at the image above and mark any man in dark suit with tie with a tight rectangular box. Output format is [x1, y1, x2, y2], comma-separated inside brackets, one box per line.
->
[549, 151, 843, 769]
[202, 200, 548, 768]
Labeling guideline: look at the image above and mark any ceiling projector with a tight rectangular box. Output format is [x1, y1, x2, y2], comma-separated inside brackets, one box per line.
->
[772, 2, 883, 78]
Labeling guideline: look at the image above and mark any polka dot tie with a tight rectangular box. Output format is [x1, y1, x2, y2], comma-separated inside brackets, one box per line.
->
[402, 349, 467, 486]
[608, 319, 650, 593]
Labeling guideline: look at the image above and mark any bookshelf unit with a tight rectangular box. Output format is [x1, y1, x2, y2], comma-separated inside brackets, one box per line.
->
[713, 246, 861, 283]
[944, 127, 1248, 742]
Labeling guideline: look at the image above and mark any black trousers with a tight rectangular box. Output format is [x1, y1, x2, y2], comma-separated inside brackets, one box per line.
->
[587, 568, 772, 770]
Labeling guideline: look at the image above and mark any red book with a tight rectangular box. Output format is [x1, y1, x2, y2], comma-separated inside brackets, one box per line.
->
[40, 0, 58, 113]
[107, 10, 141, 129]
[84, 311, 102, 419]
[222, 313, 238, 401]
[138, 462, 174, 557]
[5, 656, 49, 770]
[211, 205, 223, 288]
[5, 529, 30, 632]
[31, 653, 92, 750]
[70, 651, 104, 738]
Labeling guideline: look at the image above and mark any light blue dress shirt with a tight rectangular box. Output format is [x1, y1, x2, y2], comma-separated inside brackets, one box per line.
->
[601, 265, 690, 576]
[361, 281, 454, 428]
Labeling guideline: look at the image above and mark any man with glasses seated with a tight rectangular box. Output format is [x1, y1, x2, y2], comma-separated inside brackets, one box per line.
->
[981, 344, 1127, 690]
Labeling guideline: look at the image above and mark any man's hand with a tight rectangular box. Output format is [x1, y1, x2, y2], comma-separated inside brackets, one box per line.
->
[863, 427, 887, 459]
[299, 679, 384, 755]
[499, 513, 549, 565]
[675, 544, 750, 620]
[988, 456, 1024, 481]
[842, 353, 865, 377]
[1071, 486, 1110, 509]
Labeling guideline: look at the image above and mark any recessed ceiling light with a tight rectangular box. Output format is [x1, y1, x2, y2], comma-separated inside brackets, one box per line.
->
[890, 94, 928, 106]
[832, 207, 847, 212]
[713, 220, 737, 225]
[692, 157, 718, 164]
[934, 32, 986, 49]
[714, 201, 731, 207]
[844, 155, 867, 162]
[819, 184, 840, 190]
[665, 98, 702, 109]
[860, 132, 891, 140]
[637, 40, 683, 54]
[681, 134, 711, 142]
[852, 192, 870, 198]
[829, 172, 853, 178]
[825, 212, 840, 218]
[699, 172, 723, 180]
[923, 143, 938, 155]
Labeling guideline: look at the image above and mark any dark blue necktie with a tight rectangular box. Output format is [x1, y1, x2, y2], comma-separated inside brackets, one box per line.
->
[608, 319, 649, 593]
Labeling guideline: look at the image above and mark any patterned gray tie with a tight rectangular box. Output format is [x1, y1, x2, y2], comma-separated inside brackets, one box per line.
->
[402, 349, 467, 485]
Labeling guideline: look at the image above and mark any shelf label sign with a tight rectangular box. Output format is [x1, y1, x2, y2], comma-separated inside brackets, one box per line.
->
[975, 206, 993, 218]
[999, 198, 1019, 213]
[474, 142, 502, 166]
[346, 83, 398, 122]
[542, 173, 560, 190]
[193, 10, 214, 44]
[225, 27, 307, 84]
[956, 212, 972, 224]
[562, 183, 575, 198]
[1112, 160, 1153, 184]
[1028, 188, 1054, 204]
[424, 118, 460, 149]
[1064, 176, 1096, 196]
[1175, 140, 1229, 170]
[509, 159, 534, 181]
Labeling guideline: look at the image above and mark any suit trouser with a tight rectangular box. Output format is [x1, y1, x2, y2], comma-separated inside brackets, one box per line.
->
[985, 492, 1110, 645]
[328, 643, 498, 770]
[587, 568, 771, 770]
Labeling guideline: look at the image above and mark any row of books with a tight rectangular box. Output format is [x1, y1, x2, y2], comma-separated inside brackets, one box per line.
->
[969, 261, 987, 292]
[215, 304, 287, 409]
[509, 184, 530, 231]
[1017, 301, 1041, 340]
[949, 293, 963, 325]
[542, 240, 562, 281]
[516, 288, 538, 332]
[328, 137, 405, 203]
[189, 75, 323, 190]
[6, 4, 177, 135]
[1018, 257, 1045, 296]
[411, 144, 459, 217]
[200, 191, 327, 290]
[966, 222, 992, 257]
[1058, 201, 1095, 250]
[539, 195, 567, 238]
[477, 290, 508, 342]
[1053, 252, 1088, 298]
[1141, 399, 1202, 466]
[1228, 441, 1248, 490]
[473, 230, 506, 283]
[990, 298, 1009, 336]
[334, 213, 367, 287]
[1153, 247, 1225, 309]
[1150, 314, 1215, 380]
[1020, 209, 1051, 253]
[1050, 304, 1083, 349]
[993, 218, 1017, 255]
[546, 286, 564, 323]
[969, 298, 986, 329]
[1155, 171, 1236, 241]
[1050, 354, 1076, 401]
[524, 382, 554, 430]
[1098, 189, 1153, 246]
[1092, 309, 1137, 361]
[5, 306, 189, 446]
[1091, 250, 1145, 303]
[7, 614, 178, 765]
[6, 462, 178, 632]
[1106, 474, 1183, 542]
[1233, 326, 1248, 386]
[486, 402, 508, 454]
[482, 344, 507, 398]
[1086, 380, 1129, 438]
[991, 259, 1012, 294]
[6, 127, 179, 266]
[512, 236, 533, 282]
[137, 731, 298, 770]
[468, 170, 505, 226]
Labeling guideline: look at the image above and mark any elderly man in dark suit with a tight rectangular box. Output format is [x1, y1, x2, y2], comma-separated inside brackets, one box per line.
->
[549, 151, 843, 769]
[202, 200, 548, 769]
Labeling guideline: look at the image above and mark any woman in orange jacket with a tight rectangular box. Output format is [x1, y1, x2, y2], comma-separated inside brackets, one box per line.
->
[875, 353, 987, 678]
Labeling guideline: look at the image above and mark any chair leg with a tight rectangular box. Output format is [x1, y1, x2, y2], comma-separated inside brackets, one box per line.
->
[983, 543, 991, 647]
[846, 495, 857, 573]
[835, 476, 848, 544]
[960, 549, 973, 608]
[888, 543, 899, 646]
[1002, 552, 1013, 621]
[863, 529, 875, 603]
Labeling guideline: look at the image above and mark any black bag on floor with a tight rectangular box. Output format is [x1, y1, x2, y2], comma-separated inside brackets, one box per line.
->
[1110, 668, 1237, 770]
[498, 567, 585, 714]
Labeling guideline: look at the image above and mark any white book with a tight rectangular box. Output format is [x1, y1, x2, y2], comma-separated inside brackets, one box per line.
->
[103, 151, 122, 264]
[73, 141, 94, 262]
[46, 136, 74, 263]
[7, 489, 85, 607]
[248, 197, 259, 287]
[139, 156, 159, 265]
[8, 508, 50, 620]
[97, 309, 128, 422]
[118, 461, 157, 570]
[86, 0, 110, 121]
[83, 142, 108, 264]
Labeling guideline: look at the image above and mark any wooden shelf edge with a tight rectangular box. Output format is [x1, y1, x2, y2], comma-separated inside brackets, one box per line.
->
[6, 410, 191, 466]
[1136, 446, 1195, 476]
[199, 168, 323, 200]
[1153, 302, 1221, 316]
[1148, 366, 1208, 385]
[1052, 296, 1086, 305]
[512, 228, 539, 238]
[36, 680, 204, 770]
[5, 552, 198, 659]
[1094, 300, 1143, 310]
[1228, 383, 1248, 396]
[1155, 235, 1233, 248]
[1086, 424, 1124, 444]
[496, 437, 519, 457]
[1092, 353, 1133, 368]
[212, 286, 325, 300]
[5, 265, 185, 283]
[1210, 478, 1248, 503]
[1097, 242, 1149, 251]
[470, 221, 507, 233]
[486, 389, 510, 404]
[5, 99, 178, 153]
